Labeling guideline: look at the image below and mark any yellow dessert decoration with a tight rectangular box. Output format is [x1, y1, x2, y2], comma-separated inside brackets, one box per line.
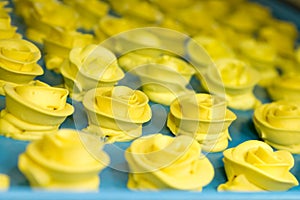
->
[253, 100, 300, 153]
[125, 133, 214, 191]
[238, 39, 278, 87]
[188, 35, 235, 62]
[94, 15, 139, 42]
[63, 0, 109, 31]
[18, 129, 110, 190]
[20, 1, 78, 43]
[258, 22, 297, 57]
[218, 140, 298, 191]
[202, 58, 260, 110]
[61, 44, 124, 101]
[0, 84, 74, 140]
[167, 93, 236, 152]
[108, 0, 163, 23]
[82, 86, 151, 143]
[267, 74, 300, 101]
[43, 27, 94, 72]
[0, 13, 21, 39]
[0, 38, 43, 95]
[0, 174, 9, 191]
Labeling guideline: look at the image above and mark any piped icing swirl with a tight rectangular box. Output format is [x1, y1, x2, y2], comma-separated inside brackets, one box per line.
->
[203, 58, 261, 110]
[0, 83, 74, 140]
[82, 86, 151, 143]
[253, 100, 300, 153]
[61, 44, 124, 101]
[18, 129, 109, 190]
[167, 93, 236, 152]
[218, 140, 298, 191]
[0, 38, 43, 95]
[125, 134, 214, 191]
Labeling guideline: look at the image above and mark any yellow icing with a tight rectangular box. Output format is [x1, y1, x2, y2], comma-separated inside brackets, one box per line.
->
[253, 101, 300, 153]
[108, 0, 163, 23]
[218, 140, 298, 191]
[22, 1, 78, 43]
[238, 39, 278, 87]
[0, 39, 44, 95]
[18, 129, 109, 190]
[131, 58, 194, 105]
[258, 23, 296, 57]
[125, 134, 214, 191]
[43, 27, 94, 72]
[63, 0, 109, 30]
[0, 174, 9, 191]
[268, 74, 300, 101]
[0, 84, 74, 140]
[94, 15, 138, 42]
[82, 86, 151, 143]
[60, 44, 124, 101]
[202, 58, 261, 110]
[188, 35, 235, 61]
[167, 93, 236, 152]
[0, 14, 21, 39]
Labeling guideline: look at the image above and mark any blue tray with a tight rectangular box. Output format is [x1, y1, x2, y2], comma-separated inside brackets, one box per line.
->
[1, 0, 300, 199]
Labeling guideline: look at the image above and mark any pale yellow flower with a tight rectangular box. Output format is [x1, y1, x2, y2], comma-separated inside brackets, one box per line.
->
[18, 129, 109, 190]
[125, 134, 214, 191]
[218, 140, 298, 191]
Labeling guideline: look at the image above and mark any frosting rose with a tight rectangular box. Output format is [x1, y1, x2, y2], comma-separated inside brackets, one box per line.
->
[238, 39, 278, 87]
[18, 129, 109, 190]
[187, 35, 235, 62]
[0, 38, 43, 95]
[0, 174, 9, 191]
[0, 13, 21, 39]
[82, 86, 151, 143]
[43, 27, 94, 72]
[125, 134, 214, 191]
[108, 0, 163, 23]
[63, 0, 109, 31]
[167, 93, 236, 152]
[218, 140, 298, 191]
[22, 1, 78, 43]
[258, 20, 297, 57]
[61, 44, 124, 101]
[0, 83, 74, 140]
[94, 15, 138, 42]
[203, 58, 261, 110]
[267, 74, 300, 101]
[253, 100, 300, 153]
[125, 54, 195, 105]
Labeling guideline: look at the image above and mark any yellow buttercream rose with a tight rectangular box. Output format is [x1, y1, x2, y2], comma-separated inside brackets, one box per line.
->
[218, 140, 298, 191]
[238, 39, 278, 87]
[202, 58, 261, 110]
[0, 38, 43, 95]
[0, 174, 9, 191]
[108, 0, 163, 23]
[43, 27, 94, 72]
[82, 86, 151, 143]
[18, 129, 109, 190]
[167, 93, 236, 152]
[125, 134, 214, 191]
[61, 44, 124, 101]
[0, 84, 74, 140]
[258, 21, 297, 57]
[0, 14, 21, 39]
[63, 0, 109, 31]
[253, 100, 300, 153]
[267, 74, 300, 101]
[23, 1, 78, 43]
[94, 15, 139, 42]
[187, 35, 235, 62]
